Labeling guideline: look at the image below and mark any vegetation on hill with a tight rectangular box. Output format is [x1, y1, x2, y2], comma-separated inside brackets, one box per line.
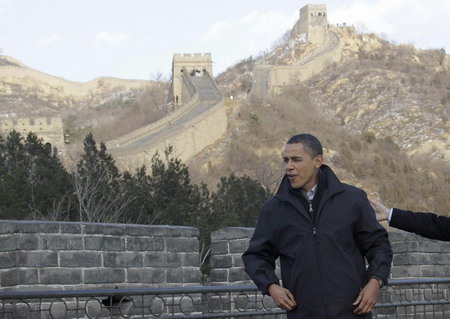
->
[0, 130, 270, 275]
[191, 28, 450, 217]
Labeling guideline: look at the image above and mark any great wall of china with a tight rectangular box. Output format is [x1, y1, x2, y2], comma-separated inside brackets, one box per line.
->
[0, 4, 342, 170]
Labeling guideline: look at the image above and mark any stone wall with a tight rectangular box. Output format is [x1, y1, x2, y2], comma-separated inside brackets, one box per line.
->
[0, 220, 201, 291]
[0, 65, 149, 98]
[3, 221, 443, 292]
[170, 53, 213, 104]
[209, 227, 450, 286]
[0, 116, 67, 164]
[251, 29, 341, 99]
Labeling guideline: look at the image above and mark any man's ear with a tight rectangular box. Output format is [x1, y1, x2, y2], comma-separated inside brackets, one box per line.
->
[314, 154, 324, 168]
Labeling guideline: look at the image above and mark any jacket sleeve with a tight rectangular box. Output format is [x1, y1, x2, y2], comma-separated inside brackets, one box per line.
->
[242, 201, 280, 295]
[354, 190, 393, 285]
[390, 208, 450, 241]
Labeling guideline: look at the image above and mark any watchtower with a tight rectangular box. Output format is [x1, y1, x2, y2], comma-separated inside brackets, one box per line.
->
[291, 4, 328, 44]
[169, 53, 213, 104]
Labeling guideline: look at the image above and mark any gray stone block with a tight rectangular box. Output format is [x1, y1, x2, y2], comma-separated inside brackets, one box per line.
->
[103, 252, 143, 268]
[0, 236, 17, 251]
[229, 240, 249, 253]
[143, 252, 166, 267]
[211, 255, 233, 268]
[162, 226, 199, 237]
[393, 253, 430, 266]
[42, 235, 83, 250]
[4, 221, 60, 234]
[420, 265, 446, 277]
[85, 236, 125, 251]
[1, 268, 38, 286]
[15, 234, 40, 250]
[182, 253, 200, 267]
[59, 223, 82, 234]
[127, 268, 165, 283]
[166, 253, 183, 267]
[84, 223, 125, 235]
[166, 268, 200, 284]
[388, 231, 418, 242]
[426, 253, 450, 265]
[183, 268, 201, 284]
[166, 237, 198, 252]
[390, 265, 421, 278]
[210, 241, 228, 255]
[124, 225, 163, 236]
[229, 268, 251, 282]
[126, 237, 164, 251]
[232, 255, 245, 267]
[419, 240, 443, 253]
[60, 252, 102, 267]
[40, 268, 83, 284]
[392, 241, 418, 253]
[0, 222, 16, 234]
[16, 251, 58, 267]
[0, 251, 16, 268]
[166, 268, 183, 283]
[84, 268, 125, 284]
[210, 269, 228, 282]
[211, 227, 254, 241]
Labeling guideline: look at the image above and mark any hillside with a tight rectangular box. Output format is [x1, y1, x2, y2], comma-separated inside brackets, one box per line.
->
[0, 55, 170, 142]
[1, 27, 449, 216]
[189, 27, 450, 215]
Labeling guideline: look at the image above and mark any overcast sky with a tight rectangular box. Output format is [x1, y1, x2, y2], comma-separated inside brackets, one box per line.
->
[1, 0, 449, 82]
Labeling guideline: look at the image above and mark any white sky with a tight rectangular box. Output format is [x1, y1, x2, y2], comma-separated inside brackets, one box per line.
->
[1, 0, 449, 82]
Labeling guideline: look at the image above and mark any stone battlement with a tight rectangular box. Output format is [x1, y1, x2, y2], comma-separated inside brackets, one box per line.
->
[173, 53, 212, 60]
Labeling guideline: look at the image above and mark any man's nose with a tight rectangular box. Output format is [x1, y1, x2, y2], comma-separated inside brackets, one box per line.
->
[285, 160, 293, 170]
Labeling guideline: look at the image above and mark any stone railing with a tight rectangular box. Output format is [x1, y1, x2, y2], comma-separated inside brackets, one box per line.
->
[0, 220, 200, 290]
[2, 221, 444, 292]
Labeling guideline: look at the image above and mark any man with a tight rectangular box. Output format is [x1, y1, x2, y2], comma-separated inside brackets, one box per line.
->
[242, 134, 393, 318]
[370, 198, 450, 241]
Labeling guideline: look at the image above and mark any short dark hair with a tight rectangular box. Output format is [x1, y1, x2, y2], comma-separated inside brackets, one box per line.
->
[287, 134, 323, 158]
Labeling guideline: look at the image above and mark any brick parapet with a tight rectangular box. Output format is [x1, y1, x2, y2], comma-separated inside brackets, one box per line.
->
[0, 220, 200, 290]
[209, 227, 450, 286]
[210, 228, 254, 285]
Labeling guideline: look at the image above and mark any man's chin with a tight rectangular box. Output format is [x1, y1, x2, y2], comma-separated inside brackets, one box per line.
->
[289, 181, 301, 189]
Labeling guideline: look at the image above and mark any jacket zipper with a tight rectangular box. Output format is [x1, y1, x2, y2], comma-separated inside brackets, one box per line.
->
[309, 200, 330, 318]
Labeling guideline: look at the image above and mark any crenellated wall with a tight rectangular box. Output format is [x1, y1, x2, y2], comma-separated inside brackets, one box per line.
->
[0, 116, 67, 160]
[0, 220, 201, 291]
[210, 227, 450, 286]
[1, 221, 449, 291]
[251, 4, 341, 99]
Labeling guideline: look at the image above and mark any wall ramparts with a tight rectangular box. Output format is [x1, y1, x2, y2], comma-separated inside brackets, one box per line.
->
[1, 221, 449, 291]
[210, 227, 450, 286]
[252, 30, 341, 99]
[105, 94, 200, 149]
[111, 98, 227, 170]
[0, 66, 149, 98]
[0, 220, 201, 291]
[0, 116, 66, 158]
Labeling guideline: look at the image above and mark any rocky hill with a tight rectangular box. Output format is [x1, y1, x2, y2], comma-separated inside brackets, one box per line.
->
[190, 27, 450, 215]
[1, 27, 449, 214]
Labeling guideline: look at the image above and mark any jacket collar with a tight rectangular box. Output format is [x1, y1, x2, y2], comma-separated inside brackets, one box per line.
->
[275, 165, 344, 204]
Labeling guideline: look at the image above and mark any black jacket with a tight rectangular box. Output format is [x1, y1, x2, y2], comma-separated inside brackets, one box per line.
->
[242, 165, 393, 318]
[390, 208, 450, 241]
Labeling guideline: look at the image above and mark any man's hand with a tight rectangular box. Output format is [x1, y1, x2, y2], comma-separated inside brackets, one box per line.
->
[353, 278, 379, 315]
[369, 198, 390, 222]
[268, 284, 297, 311]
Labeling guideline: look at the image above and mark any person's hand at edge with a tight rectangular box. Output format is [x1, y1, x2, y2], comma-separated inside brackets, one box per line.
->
[268, 284, 297, 311]
[352, 278, 379, 315]
[369, 198, 390, 222]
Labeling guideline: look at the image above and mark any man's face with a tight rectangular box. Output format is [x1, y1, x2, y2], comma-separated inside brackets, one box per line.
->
[282, 143, 323, 191]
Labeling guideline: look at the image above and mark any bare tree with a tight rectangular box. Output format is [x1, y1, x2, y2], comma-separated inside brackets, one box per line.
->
[71, 168, 135, 223]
